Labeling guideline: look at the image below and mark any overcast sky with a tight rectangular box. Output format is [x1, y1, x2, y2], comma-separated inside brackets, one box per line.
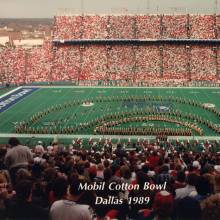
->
[0, 0, 219, 18]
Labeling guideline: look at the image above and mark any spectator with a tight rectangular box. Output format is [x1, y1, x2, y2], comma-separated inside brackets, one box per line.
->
[0, 14, 219, 85]
[190, 175, 213, 202]
[0, 137, 219, 218]
[4, 138, 33, 186]
[174, 197, 202, 220]
[50, 175, 92, 220]
[175, 173, 198, 199]
[201, 194, 220, 220]
[5, 179, 48, 220]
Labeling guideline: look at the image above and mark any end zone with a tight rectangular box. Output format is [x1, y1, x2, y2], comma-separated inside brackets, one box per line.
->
[0, 87, 39, 113]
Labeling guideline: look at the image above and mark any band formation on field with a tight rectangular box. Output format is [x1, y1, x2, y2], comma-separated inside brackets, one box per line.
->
[1, 86, 220, 139]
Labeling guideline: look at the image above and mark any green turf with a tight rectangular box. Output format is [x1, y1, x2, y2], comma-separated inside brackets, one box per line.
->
[1, 87, 220, 137]
[0, 88, 14, 96]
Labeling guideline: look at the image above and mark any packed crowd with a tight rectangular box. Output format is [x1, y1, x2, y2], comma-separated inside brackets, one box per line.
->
[54, 14, 219, 40]
[190, 15, 216, 39]
[39, 44, 220, 83]
[135, 45, 161, 81]
[81, 45, 107, 81]
[0, 44, 219, 85]
[162, 15, 187, 39]
[0, 137, 220, 219]
[0, 48, 25, 85]
[136, 15, 161, 39]
[26, 41, 52, 83]
[82, 15, 108, 39]
[54, 16, 82, 40]
[190, 46, 217, 81]
[107, 46, 135, 81]
[0, 14, 220, 85]
[0, 41, 53, 85]
[108, 16, 135, 39]
[163, 45, 189, 80]
[52, 45, 80, 81]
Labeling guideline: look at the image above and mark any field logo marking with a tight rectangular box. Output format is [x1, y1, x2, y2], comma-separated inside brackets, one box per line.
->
[0, 88, 38, 113]
[159, 106, 170, 111]
[81, 102, 94, 107]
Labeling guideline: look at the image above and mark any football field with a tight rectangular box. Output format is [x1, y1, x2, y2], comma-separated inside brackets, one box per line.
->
[1, 86, 220, 142]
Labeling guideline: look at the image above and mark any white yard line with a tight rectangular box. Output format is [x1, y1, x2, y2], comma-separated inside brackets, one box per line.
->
[0, 87, 22, 99]
[0, 133, 219, 141]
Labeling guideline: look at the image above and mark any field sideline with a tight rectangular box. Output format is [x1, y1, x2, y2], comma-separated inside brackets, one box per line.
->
[1, 86, 220, 142]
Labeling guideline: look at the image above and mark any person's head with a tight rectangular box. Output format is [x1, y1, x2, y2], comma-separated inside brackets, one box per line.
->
[136, 171, 150, 188]
[103, 168, 112, 181]
[103, 160, 110, 168]
[32, 163, 43, 179]
[0, 147, 7, 159]
[52, 176, 68, 200]
[16, 180, 33, 202]
[97, 163, 104, 171]
[153, 191, 174, 219]
[43, 167, 57, 182]
[16, 169, 31, 183]
[75, 162, 85, 175]
[175, 197, 201, 220]
[88, 166, 97, 180]
[8, 137, 20, 147]
[176, 171, 186, 183]
[193, 161, 201, 170]
[0, 171, 8, 184]
[142, 164, 150, 173]
[214, 174, 220, 193]
[69, 175, 86, 198]
[120, 165, 131, 180]
[187, 173, 198, 186]
[195, 176, 212, 196]
[201, 194, 220, 220]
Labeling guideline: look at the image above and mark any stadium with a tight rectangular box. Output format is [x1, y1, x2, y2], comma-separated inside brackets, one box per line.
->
[1, 4, 220, 220]
[1, 14, 220, 144]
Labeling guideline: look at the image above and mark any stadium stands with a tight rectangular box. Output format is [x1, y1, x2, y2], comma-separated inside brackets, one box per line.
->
[53, 15, 82, 40]
[0, 14, 220, 85]
[1, 13, 220, 220]
[26, 41, 53, 83]
[162, 15, 187, 39]
[81, 45, 107, 80]
[163, 45, 188, 80]
[52, 45, 80, 81]
[0, 137, 220, 219]
[190, 15, 216, 39]
[135, 45, 161, 81]
[191, 46, 217, 81]
[136, 15, 161, 39]
[0, 48, 25, 85]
